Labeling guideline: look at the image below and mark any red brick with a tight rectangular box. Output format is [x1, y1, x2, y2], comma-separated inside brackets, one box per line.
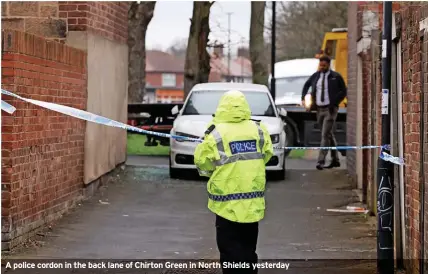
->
[77, 18, 87, 25]
[8, 2, 39, 16]
[2, 68, 15, 77]
[67, 18, 77, 25]
[67, 11, 87, 18]
[59, 4, 77, 11]
[56, 1, 129, 43]
[1, 29, 87, 251]
[77, 4, 89, 11]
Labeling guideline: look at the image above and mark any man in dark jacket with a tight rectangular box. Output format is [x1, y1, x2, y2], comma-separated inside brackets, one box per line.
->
[301, 55, 347, 170]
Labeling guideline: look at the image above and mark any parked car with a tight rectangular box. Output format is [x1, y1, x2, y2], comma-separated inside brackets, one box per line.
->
[169, 82, 287, 180]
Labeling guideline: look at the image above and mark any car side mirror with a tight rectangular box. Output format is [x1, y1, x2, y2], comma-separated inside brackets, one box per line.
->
[278, 108, 287, 117]
[171, 105, 179, 115]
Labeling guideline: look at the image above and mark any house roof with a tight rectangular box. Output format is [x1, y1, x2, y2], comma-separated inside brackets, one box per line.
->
[210, 54, 252, 77]
[146, 50, 185, 73]
[146, 49, 252, 77]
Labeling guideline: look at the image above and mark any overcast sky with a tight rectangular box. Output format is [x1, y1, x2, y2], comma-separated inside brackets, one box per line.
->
[145, 1, 260, 56]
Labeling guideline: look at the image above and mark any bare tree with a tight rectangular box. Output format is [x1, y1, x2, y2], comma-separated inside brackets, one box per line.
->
[128, 2, 156, 103]
[250, 1, 269, 86]
[274, 1, 348, 61]
[167, 38, 188, 59]
[183, 1, 214, 98]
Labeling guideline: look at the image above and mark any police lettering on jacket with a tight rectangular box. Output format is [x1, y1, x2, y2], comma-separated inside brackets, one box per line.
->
[229, 140, 257, 155]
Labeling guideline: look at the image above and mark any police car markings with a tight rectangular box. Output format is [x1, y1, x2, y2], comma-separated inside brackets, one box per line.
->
[229, 140, 257, 155]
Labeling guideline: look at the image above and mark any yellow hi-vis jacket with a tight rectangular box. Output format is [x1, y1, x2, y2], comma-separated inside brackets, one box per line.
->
[194, 90, 273, 223]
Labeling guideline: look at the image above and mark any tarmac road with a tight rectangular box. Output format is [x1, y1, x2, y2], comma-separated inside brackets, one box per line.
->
[3, 156, 377, 273]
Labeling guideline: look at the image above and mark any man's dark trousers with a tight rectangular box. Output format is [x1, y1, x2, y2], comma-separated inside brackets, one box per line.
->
[216, 215, 258, 274]
[316, 106, 339, 163]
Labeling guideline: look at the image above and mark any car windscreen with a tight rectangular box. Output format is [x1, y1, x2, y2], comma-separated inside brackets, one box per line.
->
[182, 90, 276, 117]
[275, 76, 309, 98]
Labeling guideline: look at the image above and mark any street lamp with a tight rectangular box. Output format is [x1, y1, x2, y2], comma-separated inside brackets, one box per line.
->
[377, 2, 394, 273]
[270, 1, 276, 100]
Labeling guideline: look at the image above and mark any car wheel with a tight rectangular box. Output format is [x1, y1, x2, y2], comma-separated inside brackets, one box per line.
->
[169, 153, 181, 179]
[169, 168, 181, 179]
[270, 155, 286, 181]
[284, 124, 295, 157]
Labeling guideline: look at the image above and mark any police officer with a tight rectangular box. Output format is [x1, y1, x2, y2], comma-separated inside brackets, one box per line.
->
[194, 90, 273, 274]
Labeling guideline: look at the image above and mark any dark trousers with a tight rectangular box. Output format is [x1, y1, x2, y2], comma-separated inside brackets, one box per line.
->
[216, 215, 259, 274]
[316, 106, 339, 163]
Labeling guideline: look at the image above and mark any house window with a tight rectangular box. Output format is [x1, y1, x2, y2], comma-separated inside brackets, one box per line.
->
[162, 73, 176, 87]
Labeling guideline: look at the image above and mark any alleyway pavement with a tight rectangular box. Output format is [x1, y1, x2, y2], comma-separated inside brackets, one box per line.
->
[3, 156, 377, 273]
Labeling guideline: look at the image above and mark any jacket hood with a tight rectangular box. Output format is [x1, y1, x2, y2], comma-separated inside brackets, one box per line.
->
[213, 90, 251, 123]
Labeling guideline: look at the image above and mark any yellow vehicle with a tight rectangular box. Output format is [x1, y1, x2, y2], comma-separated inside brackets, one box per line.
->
[316, 28, 348, 107]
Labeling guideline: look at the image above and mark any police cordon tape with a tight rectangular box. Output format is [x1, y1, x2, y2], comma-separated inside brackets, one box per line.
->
[1, 99, 16, 114]
[1, 89, 404, 166]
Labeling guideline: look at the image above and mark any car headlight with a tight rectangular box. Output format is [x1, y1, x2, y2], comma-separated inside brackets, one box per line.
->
[270, 134, 280, 144]
[174, 132, 199, 142]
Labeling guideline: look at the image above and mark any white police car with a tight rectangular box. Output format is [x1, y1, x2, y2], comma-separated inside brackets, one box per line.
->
[169, 82, 287, 180]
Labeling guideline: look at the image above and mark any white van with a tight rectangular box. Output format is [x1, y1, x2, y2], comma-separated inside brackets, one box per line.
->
[272, 58, 319, 106]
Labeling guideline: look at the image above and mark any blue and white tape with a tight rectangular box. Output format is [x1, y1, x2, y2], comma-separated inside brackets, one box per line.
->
[1, 89, 201, 142]
[1, 89, 404, 166]
[379, 151, 405, 166]
[276, 145, 388, 151]
[1, 100, 16, 114]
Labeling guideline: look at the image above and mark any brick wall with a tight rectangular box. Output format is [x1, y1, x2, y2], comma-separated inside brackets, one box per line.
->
[348, 2, 383, 192]
[346, 2, 358, 186]
[350, 2, 428, 273]
[1, 29, 87, 250]
[424, 22, 428, 274]
[146, 72, 185, 89]
[1, 1, 129, 44]
[424, 8, 428, 271]
[58, 1, 128, 43]
[1, 1, 129, 251]
[361, 50, 373, 200]
[362, 9, 382, 210]
[399, 3, 428, 273]
[367, 30, 382, 212]
[1, 1, 66, 40]
[55, 1, 130, 186]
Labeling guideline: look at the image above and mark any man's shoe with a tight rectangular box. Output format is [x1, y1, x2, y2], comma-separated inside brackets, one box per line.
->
[325, 160, 340, 169]
[316, 161, 325, 170]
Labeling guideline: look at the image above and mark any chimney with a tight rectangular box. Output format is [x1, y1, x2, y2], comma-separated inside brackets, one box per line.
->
[213, 44, 224, 58]
[237, 47, 249, 59]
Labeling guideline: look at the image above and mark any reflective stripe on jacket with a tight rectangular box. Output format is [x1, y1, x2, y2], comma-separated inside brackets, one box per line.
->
[194, 90, 273, 223]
